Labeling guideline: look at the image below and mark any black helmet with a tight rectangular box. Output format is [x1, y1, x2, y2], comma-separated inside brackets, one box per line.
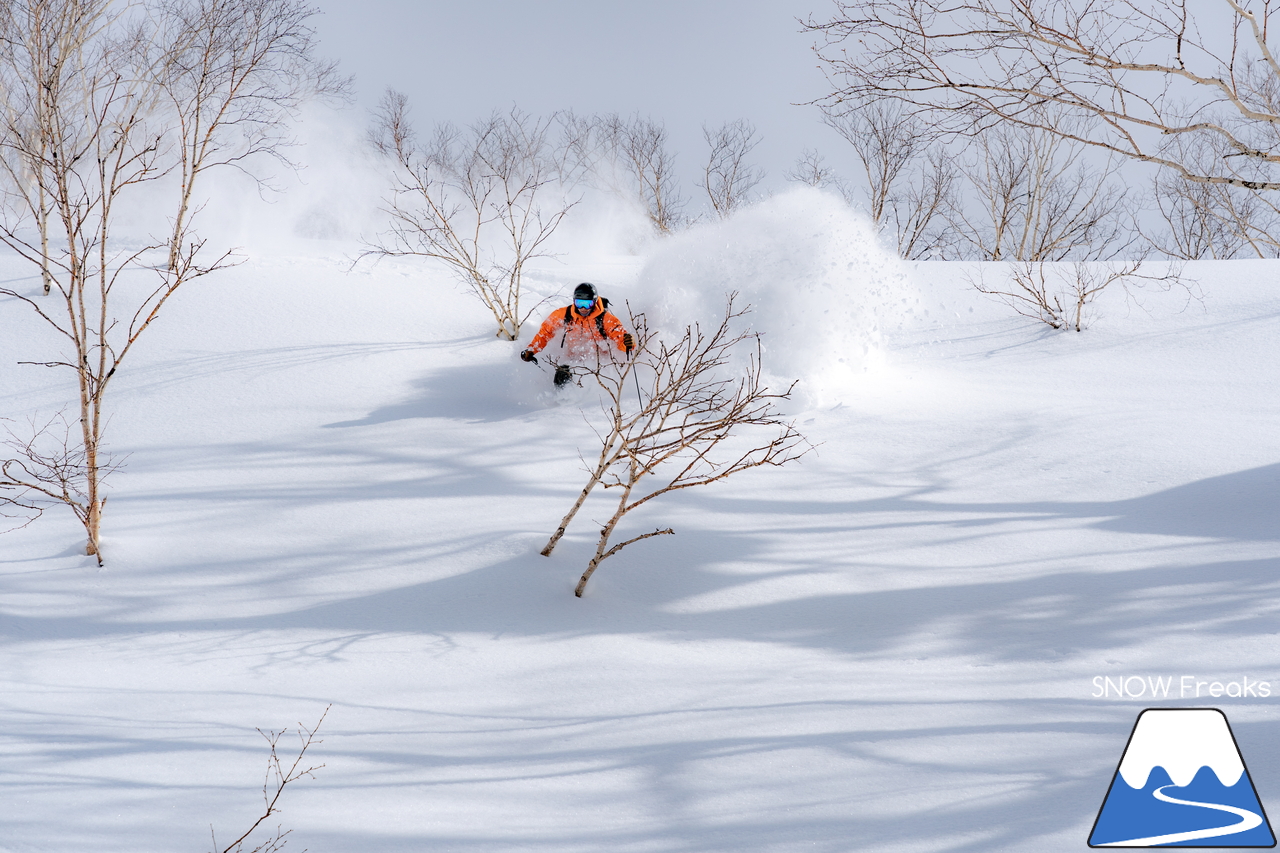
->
[573, 282, 597, 301]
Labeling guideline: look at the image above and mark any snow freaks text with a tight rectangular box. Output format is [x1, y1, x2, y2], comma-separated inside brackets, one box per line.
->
[1092, 676, 1273, 700]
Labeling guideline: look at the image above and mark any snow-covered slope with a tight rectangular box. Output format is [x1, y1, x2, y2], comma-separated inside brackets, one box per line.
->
[2, 189, 1280, 852]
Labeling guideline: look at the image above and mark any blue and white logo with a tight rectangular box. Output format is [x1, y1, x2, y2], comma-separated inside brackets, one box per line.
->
[1089, 708, 1275, 847]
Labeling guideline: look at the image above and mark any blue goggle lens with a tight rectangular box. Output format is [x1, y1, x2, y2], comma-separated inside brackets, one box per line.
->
[574, 298, 594, 310]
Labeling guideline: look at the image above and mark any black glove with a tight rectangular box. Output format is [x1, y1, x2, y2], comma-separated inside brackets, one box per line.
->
[622, 332, 634, 353]
[520, 349, 537, 363]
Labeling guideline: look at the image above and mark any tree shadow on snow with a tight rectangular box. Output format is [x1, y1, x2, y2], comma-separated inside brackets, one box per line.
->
[1093, 462, 1280, 539]
[6, 464, 1280, 851]
[5, 461, 1279, 658]
[323, 358, 540, 427]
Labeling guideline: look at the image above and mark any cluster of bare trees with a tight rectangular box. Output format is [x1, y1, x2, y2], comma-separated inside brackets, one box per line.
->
[537, 295, 809, 597]
[366, 96, 572, 341]
[562, 113, 767, 229]
[0, 0, 344, 562]
[569, 112, 688, 233]
[366, 106, 770, 339]
[363, 107, 804, 595]
[803, 0, 1280, 262]
[802, 102, 1132, 263]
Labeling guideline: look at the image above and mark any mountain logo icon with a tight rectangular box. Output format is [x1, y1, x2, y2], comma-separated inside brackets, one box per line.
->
[1089, 708, 1276, 847]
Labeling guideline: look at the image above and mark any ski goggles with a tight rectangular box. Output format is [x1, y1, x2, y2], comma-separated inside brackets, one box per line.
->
[574, 297, 595, 311]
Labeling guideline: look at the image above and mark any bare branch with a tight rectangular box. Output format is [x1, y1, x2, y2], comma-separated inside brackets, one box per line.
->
[213, 705, 329, 853]
[700, 119, 765, 218]
[539, 295, 811, 597]
[0, 0, 338, 559]
[971, 259, 1189, 331]
[805, 0, 1280, 194]
[364, 99, 576, 340]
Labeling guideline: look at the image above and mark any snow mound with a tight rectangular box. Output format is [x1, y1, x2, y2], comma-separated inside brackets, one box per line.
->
[631, 187, 912, 404]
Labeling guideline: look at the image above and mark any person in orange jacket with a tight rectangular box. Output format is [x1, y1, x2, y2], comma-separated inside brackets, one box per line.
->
[521, 282, 634, 387]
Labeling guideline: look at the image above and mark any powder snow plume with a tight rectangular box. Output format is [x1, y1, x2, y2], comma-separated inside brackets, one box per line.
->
[632, 187, 913, 405]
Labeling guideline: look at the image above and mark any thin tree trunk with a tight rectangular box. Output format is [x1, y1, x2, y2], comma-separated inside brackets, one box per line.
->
[573, 466, 677, 597]
[79, 365, 102, 564]
[38, 185, 51, 295]
[575, 480, 633, 597]
[541, 475, 600, 556]
[169, 185, 191, 272]
[541, 430, 624, 556]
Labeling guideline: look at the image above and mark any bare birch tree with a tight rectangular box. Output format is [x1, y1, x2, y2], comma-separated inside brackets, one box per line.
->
[1145, 134, 1280, 258]
[785, 149, 854, 204]
[367, 95, 574, 340]
[825, 103, 955, 258]
[538, 295, 810, 598]
[972, 260, 1186, 331]
[951, 119, 1130, 261]
[151, 0, 345, 272]
[895, 150, 958, 259]
[580, 113, 686, 233]
[826, 102, 922, 228]
[1151, 177, 1243, 260]
[805, 1, 1280, 192]
[700, 119, 765, 218]
[0, 0, 66, 295]
[0, 0, 341, 563]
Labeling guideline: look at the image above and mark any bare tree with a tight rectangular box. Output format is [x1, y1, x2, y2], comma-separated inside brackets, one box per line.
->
[0, 0, 64, 295]
[972, 260, 1186, 331]
[591, 113, 687, 233]
[151, 0, 346, 272]
[0, 0, 340, 563]
[211, 706, 329, 853]
[805, 1, 1280, 193]
[1145, 134, 1280, 259]
[895, 150, 958, 259]
[825, 103, 955, 257]
[538, 295, 810, 597]
[1151, 172, 1251, 260]
[700, 119, 765, 218]
[785, 148, 853, 204]
[826, 101, 923, 228]
[552, 109, 599, 189]
[951, 119, 1130, 261]
[367, 95, 574, 340]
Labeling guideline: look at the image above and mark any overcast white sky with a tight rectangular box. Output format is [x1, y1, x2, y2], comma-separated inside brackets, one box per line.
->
[311, 0, 851, 200]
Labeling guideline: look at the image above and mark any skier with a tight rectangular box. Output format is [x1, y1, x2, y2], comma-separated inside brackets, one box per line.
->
[520, 282, 634, 387]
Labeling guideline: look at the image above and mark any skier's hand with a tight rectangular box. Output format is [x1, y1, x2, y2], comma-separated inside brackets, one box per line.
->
[520, 349, 537, 363]
[622, 332, 634, 353]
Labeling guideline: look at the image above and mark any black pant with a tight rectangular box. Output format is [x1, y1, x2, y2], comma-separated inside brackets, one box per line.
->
[554, 364, 572, 387]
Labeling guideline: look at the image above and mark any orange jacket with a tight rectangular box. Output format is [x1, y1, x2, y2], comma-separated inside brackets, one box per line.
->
[526, 299, 630, 358]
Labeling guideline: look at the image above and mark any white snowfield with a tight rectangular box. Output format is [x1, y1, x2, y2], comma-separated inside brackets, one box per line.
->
[1117, 709, 1245, 788]
[3, 186, 1280, 852]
